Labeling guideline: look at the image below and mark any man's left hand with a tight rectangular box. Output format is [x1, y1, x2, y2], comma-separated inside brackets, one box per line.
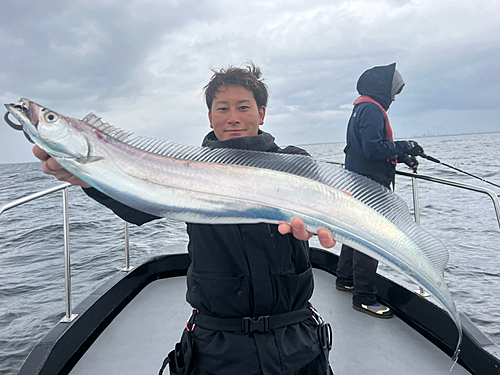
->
[400, 154, 419, 171]
[278, 217, 336, 248]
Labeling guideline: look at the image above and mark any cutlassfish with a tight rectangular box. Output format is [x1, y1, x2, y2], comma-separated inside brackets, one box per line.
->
[5, 98, 461, 361]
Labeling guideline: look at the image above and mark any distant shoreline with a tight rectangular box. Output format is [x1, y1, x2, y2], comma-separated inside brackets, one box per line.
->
[409, 130, 500, 139]
[299, 130, 500, 147]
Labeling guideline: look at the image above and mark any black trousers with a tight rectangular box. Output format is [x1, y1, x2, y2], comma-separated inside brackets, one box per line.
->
[293, 352, 333, 375]
[189, 353, 333, 375]
[336, 244, 379, 305]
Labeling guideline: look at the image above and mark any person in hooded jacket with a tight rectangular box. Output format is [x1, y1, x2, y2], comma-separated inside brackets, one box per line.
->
[32, 63, 337, 375]
[335, 63, 424, 319]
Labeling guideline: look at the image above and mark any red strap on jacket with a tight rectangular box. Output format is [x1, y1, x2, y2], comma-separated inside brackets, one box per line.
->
[353, 95, 397, 166]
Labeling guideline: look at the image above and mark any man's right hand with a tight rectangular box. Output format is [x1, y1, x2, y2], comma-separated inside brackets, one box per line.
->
[278, 217, 336, 249]
[33, 145, 91, 188]
[405, 140, 424, 156]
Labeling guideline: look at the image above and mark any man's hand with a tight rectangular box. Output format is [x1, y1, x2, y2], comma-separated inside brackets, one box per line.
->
[278, 217, 336, 248]
[405, 140, 424, 156]
[33, 145, 91, 188]
[399, 154, 419, 171]
[395, 140, 424, 157]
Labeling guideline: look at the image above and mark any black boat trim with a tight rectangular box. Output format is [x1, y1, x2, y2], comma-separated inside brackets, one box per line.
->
[17, 248, 500, 375]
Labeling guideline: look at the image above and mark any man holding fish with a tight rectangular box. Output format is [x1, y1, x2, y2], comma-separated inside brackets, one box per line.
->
[33, 63, 336, 374]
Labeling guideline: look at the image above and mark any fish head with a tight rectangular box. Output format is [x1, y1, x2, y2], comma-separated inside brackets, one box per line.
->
[5, 98, 89, 160]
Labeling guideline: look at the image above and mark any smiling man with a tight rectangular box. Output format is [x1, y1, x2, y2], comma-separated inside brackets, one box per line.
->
[32, 62, 335, 375]
[208, 84, 265, 140]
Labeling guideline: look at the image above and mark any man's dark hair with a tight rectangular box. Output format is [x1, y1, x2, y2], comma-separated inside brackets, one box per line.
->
[204, 61, 268, 110]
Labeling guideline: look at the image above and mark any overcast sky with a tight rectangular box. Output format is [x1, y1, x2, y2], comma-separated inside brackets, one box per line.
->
[1, 0, 499, 164]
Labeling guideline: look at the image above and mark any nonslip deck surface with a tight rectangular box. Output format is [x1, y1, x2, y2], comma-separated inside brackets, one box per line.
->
[69, 269, 469, 375]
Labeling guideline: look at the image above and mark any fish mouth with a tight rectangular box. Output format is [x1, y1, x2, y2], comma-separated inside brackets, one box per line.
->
[6, 98, 30, 114]
[4, 99, 31, 131]
[4, 98, 35, 127]
[4, 99, 36, 143]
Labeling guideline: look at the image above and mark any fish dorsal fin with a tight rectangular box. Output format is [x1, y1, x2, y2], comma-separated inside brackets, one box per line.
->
[81, 113, 449, 275]
[82, 113, 134, 142]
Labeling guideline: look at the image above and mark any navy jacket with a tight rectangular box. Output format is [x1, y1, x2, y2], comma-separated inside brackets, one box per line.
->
[345, 63, 408, 187]
[84, 131, 323, 375]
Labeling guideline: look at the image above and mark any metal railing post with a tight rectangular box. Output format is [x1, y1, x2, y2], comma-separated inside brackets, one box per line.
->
[61, 187, 77, 322]
[122, 221, 133, 272]
[411, 172, 430, 297]
[412, 173, 421, 226]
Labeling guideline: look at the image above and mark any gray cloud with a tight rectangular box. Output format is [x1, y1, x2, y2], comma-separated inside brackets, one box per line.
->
[1, 0, 499, 164]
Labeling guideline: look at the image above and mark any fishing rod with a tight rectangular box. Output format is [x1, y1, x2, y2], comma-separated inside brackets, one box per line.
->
[419, 153, 500, 190]
[322, 156, 500, 193]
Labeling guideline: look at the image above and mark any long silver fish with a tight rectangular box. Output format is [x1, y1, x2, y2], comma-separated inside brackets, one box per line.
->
[5, 98, 461, 360]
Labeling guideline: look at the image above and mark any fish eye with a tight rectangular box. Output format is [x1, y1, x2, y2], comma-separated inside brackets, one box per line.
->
[44, 112, 59, 123]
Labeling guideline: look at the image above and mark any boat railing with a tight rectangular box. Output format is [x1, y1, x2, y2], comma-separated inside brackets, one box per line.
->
[396, 170, 500, 229]
[0, 183, 132, 322]
[0, 171, 499, 321]
[396, 170, 500, 295]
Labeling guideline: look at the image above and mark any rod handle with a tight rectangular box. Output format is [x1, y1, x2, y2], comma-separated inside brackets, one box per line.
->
[420, 153, 441, 163]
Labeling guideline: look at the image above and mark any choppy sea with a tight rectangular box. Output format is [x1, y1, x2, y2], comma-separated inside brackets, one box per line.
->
[1, 133, 499, 374]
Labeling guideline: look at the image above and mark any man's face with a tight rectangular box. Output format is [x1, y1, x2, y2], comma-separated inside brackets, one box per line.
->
[208, 84, 266, 141]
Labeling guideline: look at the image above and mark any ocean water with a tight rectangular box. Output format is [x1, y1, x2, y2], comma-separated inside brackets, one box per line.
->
[0, 133, 499, 374]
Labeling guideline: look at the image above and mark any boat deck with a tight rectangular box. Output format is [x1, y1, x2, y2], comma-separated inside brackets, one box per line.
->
[68, 269, 469, 375]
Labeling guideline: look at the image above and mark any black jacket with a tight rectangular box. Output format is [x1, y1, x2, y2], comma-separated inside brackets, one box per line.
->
[344, 63, 408, 187]
[84, 130, 323, 375]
